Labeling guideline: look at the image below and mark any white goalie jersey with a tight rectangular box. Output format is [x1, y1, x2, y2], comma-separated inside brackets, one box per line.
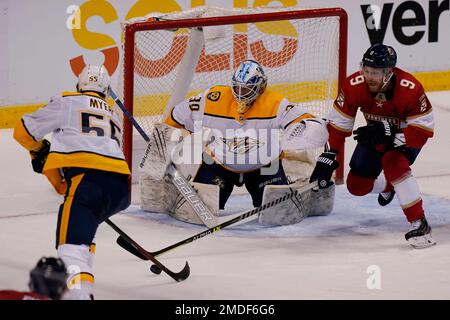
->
[165, 86, 328, 172]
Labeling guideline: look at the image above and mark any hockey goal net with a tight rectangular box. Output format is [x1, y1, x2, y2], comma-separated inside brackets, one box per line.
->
[118, 6, 347, 190]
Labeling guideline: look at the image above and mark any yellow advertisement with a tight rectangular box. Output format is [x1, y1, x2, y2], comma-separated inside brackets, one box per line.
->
[68, 0, 297, 77]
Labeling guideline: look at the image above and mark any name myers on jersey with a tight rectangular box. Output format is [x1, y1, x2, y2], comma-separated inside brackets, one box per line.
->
[89, 98, 113, 113]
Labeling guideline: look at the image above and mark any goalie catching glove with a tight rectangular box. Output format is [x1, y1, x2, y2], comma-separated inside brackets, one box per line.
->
[30, 139, 51, 173]
[309, 151, 339, 189]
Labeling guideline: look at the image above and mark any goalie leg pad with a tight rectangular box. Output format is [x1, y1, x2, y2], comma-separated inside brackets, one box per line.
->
[140, 175, 179, 213]
[307, 182, 335, 216]
[258, 179, 335, 225]
[171, 182, 220, 225]
[139, 123, 184, 181]
[258, 179, 309, 225]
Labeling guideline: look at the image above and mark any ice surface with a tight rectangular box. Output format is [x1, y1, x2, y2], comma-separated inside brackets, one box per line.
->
[1, 91, 450, 299]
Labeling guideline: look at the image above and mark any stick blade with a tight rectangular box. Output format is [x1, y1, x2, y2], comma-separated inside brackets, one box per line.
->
[174, 261, 190, 282]
[117, 235, 190, 281]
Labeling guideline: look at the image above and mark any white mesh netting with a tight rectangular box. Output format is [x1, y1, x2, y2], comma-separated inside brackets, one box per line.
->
[118, 6, 344, 185]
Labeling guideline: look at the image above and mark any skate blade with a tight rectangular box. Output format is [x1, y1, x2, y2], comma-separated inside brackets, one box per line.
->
[407, 234, 436, 249]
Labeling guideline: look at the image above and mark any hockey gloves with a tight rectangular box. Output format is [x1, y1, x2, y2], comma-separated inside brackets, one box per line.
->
[353, 120, 396, 146]
[30, 139, 51, 174]
[309, 151, 339, 189]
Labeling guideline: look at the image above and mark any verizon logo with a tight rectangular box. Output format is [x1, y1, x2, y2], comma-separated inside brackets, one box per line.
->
[361, 1, 449, 45]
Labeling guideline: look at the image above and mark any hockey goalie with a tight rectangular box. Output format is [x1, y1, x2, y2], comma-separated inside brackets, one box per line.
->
[140, 60, 335, 226]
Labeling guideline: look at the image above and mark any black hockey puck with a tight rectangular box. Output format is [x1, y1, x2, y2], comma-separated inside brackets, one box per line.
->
[150, 264, 162, 274]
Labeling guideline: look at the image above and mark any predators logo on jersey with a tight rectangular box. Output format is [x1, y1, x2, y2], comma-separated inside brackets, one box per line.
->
[207, 91, 221, 102]
[221, 137, 264, 154]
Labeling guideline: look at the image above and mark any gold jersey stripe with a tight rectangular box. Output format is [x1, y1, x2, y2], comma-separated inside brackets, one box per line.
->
[165, 108, 185, 129]
[44, 152, 131, 175]
[67, 272, 95, 289]
[13, 119, 43, 151]
[283, 113, 314, 129]
[58, 173, 85, 245]
[62, 91, 105, 100]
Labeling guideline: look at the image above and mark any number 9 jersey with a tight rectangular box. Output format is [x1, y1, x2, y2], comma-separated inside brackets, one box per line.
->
[327, 67, 434, 152]
[13, 91, 130, 175]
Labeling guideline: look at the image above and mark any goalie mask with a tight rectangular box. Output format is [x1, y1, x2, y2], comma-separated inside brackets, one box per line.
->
[232, 60, 267, 114]
[77, 65, 111, 98]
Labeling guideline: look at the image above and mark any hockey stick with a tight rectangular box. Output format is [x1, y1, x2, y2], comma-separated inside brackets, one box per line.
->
[109, 89, 218, 228]
[116, 181, 317, 261]
[105, 219, 190, 282]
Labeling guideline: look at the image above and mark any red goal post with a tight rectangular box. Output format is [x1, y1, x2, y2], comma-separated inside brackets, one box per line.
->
[120, 6, 347, 186]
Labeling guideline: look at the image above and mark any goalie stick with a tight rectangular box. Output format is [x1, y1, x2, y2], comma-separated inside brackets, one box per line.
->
[105, 219, 190, 282]
[116, 181, 317, 261]
[110, 89, 218, 228]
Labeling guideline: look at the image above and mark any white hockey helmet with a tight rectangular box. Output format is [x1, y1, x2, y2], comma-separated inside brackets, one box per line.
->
[76, 65, 111, 97]
[232, 60, 267, 113]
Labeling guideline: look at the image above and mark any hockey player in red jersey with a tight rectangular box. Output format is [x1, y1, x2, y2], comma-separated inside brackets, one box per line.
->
[0, 257, 68, 300]
[309, 43, 435, 248]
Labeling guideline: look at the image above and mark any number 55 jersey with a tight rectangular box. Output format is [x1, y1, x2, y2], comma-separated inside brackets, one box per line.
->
[14, 92, 130, 175]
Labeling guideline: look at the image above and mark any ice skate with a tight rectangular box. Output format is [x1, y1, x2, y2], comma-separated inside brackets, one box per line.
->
[405, 218, 436, 249]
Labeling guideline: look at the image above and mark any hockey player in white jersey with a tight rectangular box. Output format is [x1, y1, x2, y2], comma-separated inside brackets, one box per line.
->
[145, 60, 330, 223]
[14, 65, 131, 299]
